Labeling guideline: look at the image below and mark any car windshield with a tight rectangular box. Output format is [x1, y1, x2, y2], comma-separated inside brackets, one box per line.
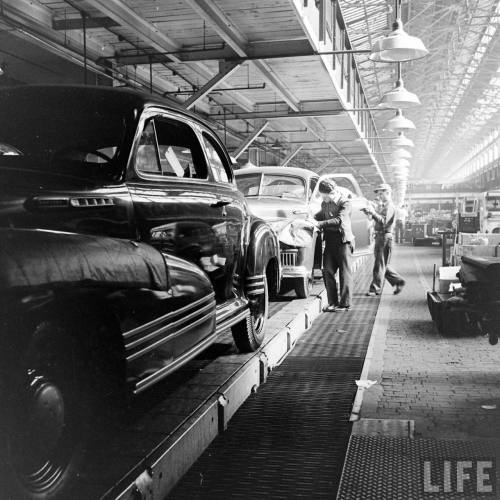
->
[236, 173, 306, 200]
[0, 89, 135, 182]
[486, 195, 500, 212]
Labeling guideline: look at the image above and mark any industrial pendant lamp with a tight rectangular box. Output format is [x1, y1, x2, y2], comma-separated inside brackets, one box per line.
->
[394, 168, 409, 175]
[384, 109, 416, 131]
[392, 160, 410, 170]
[392, 148, 412, 160]
[370, 0, 428, 62]
[378, 64, 421, 109]
[389, 132, 414, 148]
[394, 170, 409, 179]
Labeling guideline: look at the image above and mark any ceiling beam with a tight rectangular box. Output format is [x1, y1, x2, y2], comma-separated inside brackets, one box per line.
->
[183, 0, 301, 111]
[52, 16, 119, 30]
[108, 39, 314, 65]
[208, 100, 343, 120]
[280, 147, 303, 167]
[83, 0, 182, 62]
[233, 121, 269, 159]
[184, 61, 241, 110]
[83, 0, 254, 112]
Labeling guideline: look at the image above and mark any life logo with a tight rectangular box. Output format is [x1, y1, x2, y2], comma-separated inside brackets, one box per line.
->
[422, 458, 496, 496]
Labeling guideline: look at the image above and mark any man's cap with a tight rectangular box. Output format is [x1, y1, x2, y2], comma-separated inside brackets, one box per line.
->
[374, 183, 392, 193]
[318, 178, 338, 194]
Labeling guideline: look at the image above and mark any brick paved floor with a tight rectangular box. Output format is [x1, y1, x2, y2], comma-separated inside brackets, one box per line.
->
[360, 244, 500, 441]
[338, 244, 500, 500]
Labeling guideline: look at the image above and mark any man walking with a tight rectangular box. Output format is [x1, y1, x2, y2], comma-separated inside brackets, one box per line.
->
[314, 179, 355, 312]
[362, 183, 405, 296]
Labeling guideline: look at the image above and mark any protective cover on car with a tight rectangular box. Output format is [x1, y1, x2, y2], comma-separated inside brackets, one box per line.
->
[0, 228, 169, 292]
[277, 219, 316, 248]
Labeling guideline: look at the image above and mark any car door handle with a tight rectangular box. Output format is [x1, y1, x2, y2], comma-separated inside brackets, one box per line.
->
[210, 198, 232, 208]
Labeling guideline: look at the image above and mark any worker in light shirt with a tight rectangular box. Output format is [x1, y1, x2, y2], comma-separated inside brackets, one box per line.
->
[361, 183, 406, 296]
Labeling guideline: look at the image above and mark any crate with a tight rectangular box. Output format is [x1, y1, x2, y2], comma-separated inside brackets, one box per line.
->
[455, 245, 500, 258]
[458, 233, 500, 245]
[437, 266, 460, 293]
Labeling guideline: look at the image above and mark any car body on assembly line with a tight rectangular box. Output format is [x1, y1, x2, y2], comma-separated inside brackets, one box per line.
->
[235, 166, 372, 298]
[0, 84, 280, 499]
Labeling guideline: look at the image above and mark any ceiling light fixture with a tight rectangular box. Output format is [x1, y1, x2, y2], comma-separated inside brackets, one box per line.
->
[393, 162, 410, 170]
[369, 0, 429, 63]
[393, 170, 409, 178]
[384, 109, 416, 131]
[378, 64, 421, 109]
[389, 132, 414, 148]
[392, 148, 412, 160]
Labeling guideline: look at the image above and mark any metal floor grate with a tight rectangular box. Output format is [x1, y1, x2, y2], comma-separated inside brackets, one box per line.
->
[169, 257, 379, 499]
[338, 436, 500, 500]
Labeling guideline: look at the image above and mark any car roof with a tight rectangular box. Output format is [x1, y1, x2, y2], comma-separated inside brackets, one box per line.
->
[235, 166, 318, 179]
[0, 84, 214, 129]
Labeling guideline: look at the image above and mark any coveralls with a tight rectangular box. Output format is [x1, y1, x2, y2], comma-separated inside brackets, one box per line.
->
[314, 194, 355, 308]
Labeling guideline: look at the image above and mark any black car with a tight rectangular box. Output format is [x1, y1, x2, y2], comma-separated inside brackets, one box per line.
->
[0, 85, 280, 499]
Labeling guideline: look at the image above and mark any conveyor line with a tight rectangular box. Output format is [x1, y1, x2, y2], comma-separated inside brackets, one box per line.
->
[169, 257, 379, 499]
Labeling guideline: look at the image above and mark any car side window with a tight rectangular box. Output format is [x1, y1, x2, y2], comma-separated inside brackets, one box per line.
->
[135, 117, 208, 179]
[201, 133, 232, 183]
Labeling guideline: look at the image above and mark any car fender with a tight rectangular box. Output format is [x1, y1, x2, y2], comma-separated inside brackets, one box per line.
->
[0, 228, 216, 395]
[244, 217, 281, 298]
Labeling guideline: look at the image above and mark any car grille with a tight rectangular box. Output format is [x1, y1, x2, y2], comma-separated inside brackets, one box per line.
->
[281, 250, 298, 267]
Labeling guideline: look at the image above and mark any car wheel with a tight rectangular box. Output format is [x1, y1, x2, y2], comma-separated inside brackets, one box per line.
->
[4, 316, 100, 499]
[294, 275, 313, 298]
[232, 276, 269, 352]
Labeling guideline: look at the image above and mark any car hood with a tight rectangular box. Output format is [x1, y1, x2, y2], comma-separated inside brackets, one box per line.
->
[244, 197, 308, 221]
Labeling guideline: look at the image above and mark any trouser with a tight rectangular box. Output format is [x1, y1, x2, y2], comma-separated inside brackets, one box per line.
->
[369, 234, 405, 293]
[322, 233, 353, 307]
[395, 221, 404, 243]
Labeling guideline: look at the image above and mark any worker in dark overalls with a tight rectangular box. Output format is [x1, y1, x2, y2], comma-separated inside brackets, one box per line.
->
[314, 179, 355, 312]
[362, 183, 405, 296]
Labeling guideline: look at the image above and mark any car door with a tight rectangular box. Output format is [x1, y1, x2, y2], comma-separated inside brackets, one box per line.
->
[197, 126, 246, 301]
[126, 108, 237, 303]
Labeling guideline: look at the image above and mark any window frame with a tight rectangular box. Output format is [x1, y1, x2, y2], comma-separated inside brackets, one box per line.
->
[130, 108, 209, 183]
[200, 131, 233, 184]
[196, 126, 234, 184]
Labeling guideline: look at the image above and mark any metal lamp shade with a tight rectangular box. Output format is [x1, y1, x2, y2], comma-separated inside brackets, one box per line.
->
[393, 173, 409, 181]
[369, 20, 429, 63]
[384, 109, 416, 131]
[391, 158, 410, 169]
[378, 79, 421, 109]
[389, 133, 414, 148]
[392, 148, 412, 160]
[393, 167, 409, 176]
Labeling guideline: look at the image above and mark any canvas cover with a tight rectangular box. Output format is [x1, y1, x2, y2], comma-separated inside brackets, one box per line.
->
[0, 228, 168, 292]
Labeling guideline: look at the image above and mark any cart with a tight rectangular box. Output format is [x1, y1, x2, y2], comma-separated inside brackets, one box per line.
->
[427, 256, 500, 344]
